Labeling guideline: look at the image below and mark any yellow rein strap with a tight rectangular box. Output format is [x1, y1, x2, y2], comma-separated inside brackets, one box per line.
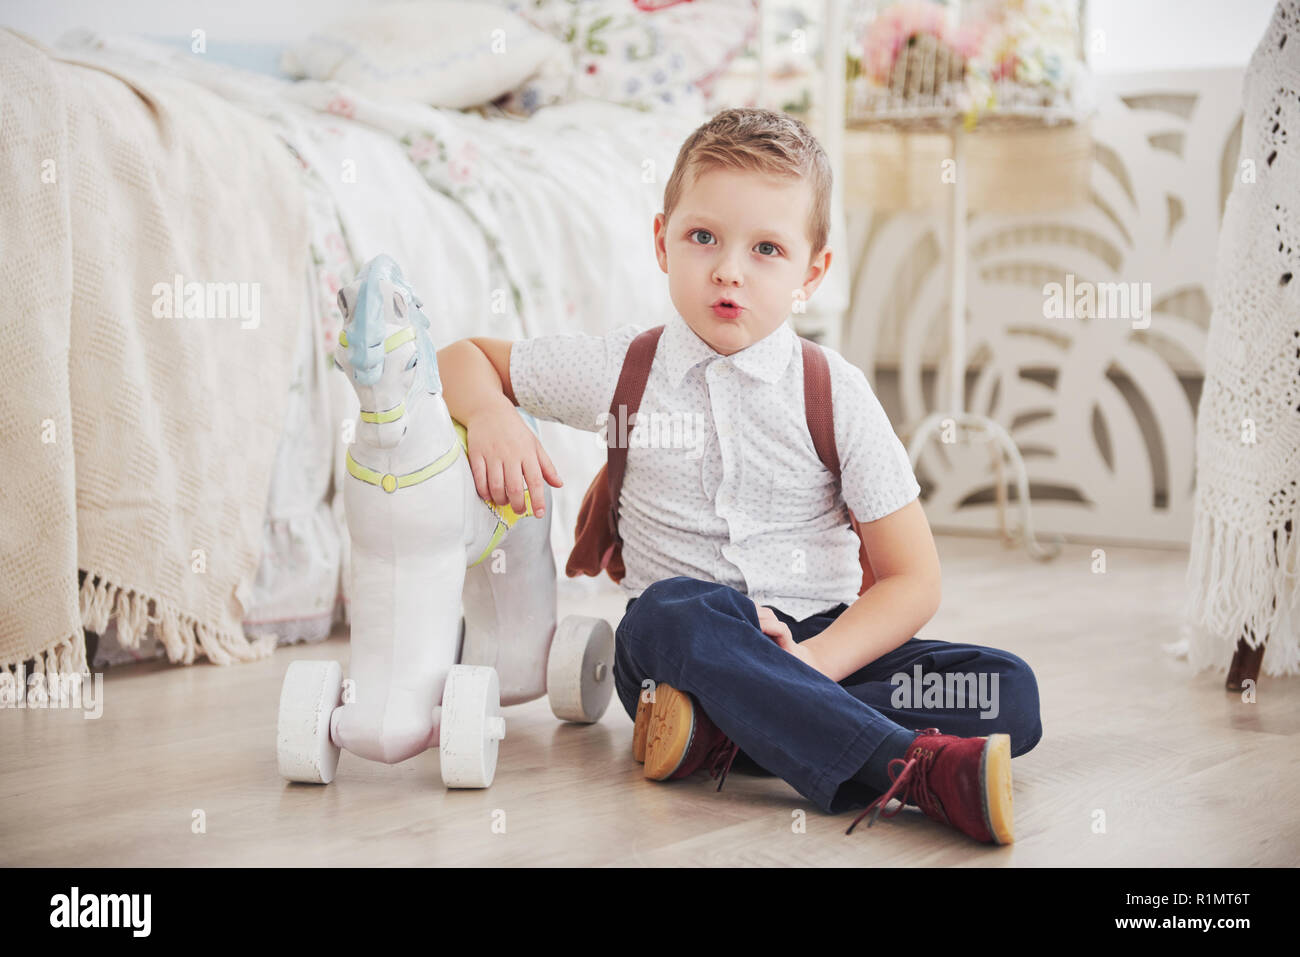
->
[451, 420, 533, 566]
[344, 419, 534, 568]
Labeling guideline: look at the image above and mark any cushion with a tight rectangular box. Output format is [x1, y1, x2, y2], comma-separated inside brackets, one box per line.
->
[281, 0, 568, 109]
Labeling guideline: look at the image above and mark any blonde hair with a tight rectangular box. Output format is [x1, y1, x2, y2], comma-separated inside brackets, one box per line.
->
[661, 107, 832, 265]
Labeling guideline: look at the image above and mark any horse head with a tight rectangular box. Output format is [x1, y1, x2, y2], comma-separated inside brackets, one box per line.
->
[334, 254, 444, 451]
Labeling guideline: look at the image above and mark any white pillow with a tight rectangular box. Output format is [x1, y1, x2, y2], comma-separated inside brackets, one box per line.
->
[281, 0, 568, 109]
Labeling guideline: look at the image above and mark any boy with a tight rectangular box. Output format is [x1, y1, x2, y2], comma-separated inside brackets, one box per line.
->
[436, 108, 1041, 844]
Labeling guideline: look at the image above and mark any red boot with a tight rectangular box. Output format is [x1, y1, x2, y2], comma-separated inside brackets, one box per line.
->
[641, 682, 741, 792]
[845, 728, 1015, 844]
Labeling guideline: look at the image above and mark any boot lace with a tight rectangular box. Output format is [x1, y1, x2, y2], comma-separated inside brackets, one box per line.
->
[845, 729, 948, 835]
[705, 737, 741, 792]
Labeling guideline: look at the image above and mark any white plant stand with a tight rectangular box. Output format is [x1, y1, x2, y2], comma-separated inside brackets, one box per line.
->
[901, 120, 1063, 561]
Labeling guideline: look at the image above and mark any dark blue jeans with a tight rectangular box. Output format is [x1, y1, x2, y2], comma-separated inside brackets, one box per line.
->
[613, 576, 1043, 815]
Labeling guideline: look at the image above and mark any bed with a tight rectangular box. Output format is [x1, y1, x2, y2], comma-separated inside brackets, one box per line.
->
[0, 1, 850, 672]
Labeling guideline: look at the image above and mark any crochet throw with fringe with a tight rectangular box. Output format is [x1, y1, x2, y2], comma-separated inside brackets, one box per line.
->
[0, 30, 307, 687]
[1178, 1, 1300, 678]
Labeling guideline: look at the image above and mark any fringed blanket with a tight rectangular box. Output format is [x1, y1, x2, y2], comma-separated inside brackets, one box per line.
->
[0, 29, 308, 682]
[1180, 2, 1300, 677]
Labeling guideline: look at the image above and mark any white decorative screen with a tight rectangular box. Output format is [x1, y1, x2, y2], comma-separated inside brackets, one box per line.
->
[842, 69, 1246, 547]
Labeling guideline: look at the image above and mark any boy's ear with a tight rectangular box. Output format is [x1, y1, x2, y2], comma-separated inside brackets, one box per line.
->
[802, 245, 832, 298]
[653, 212, 669, 274]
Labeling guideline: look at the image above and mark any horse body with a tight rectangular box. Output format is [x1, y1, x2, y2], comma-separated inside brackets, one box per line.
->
[328, 255, 557, 766]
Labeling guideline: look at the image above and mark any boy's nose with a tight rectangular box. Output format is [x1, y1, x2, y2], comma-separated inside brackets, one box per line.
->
[712, 261, 743, 285]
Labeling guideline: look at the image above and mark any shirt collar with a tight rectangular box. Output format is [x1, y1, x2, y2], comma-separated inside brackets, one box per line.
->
[729, 318, 796, 383]
[661, 312, 796, 388]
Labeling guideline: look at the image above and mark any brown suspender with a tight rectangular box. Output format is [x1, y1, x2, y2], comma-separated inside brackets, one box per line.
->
[800, 335, 840, 476]
[605, 326, 665, 539]
[564, 326, 664, 582]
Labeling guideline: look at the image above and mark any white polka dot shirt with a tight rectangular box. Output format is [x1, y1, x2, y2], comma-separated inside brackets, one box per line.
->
[509, 311, 921, 619]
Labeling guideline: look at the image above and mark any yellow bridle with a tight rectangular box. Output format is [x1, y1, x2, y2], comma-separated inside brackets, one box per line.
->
[337, 326, 419, 424]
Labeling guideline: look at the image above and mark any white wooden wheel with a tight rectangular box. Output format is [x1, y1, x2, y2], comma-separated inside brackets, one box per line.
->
[546, 615, 615, 724]
[277, 659, 344, 784]
[439, 664, 504, 789]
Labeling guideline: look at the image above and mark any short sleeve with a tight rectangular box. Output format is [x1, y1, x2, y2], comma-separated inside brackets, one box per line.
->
[828, 351, 921, 523]
[508, 324, 644, 432]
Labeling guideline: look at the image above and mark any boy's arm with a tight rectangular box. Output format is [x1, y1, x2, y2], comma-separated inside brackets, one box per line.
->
[785, 353, 937, 682]
[797, 499, 942, 683]
[435, 325, 638, 513]
[437, 337, 517, 422]
[436, 337, 561, 515]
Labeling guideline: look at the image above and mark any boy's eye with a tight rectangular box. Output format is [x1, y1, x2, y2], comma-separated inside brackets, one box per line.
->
[690, 229, 780, 257]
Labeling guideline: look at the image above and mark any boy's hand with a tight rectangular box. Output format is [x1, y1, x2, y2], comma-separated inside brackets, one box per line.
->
[753, 601, 823, 675]
[465, 404, 562, 517]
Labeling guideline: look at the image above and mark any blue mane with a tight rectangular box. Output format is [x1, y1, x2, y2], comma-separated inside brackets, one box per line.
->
[345, 254, 441, 395]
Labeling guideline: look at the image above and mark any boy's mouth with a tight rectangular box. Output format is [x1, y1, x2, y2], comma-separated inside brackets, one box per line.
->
[711, 298, 743, 319]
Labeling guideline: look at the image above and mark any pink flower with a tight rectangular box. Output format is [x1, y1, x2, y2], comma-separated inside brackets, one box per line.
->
[992, 51, 1018, 81]
[447, 142, 478, 184]
[861, 0, 951, 84]
[325, 96, 355, 119]
[951, 21, 990, 60]
[409, 136, 437, 162]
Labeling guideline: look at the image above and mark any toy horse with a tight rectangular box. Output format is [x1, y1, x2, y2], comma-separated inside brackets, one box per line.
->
[276, 254, 613, 788]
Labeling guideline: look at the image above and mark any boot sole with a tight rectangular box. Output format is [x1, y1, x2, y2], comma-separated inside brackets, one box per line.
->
[632, 691, 652, 763]
[643, 683, 695, 781]
[981, 733, 1015, 844]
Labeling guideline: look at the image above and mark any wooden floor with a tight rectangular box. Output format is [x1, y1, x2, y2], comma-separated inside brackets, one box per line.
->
[3, 534, 1297, 867]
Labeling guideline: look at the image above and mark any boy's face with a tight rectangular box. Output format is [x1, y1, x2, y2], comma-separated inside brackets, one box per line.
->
[653, 166, 832, 356]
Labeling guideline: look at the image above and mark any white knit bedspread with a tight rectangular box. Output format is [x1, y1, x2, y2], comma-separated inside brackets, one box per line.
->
[0, 29, 308, 679]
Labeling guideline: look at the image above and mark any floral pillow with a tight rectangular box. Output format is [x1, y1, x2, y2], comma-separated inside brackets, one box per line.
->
[281, 0, 567, 110]
[489, 0, 759, 115]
